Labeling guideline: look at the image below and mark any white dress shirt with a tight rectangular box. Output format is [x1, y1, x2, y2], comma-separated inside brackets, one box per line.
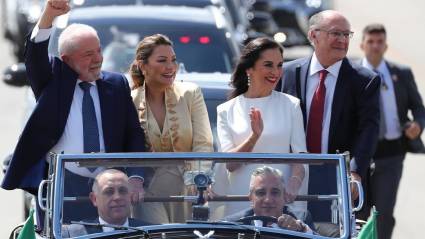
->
[361, 58, 401, 140]
[306, 53, 342, 153]
[31, 24, 105, 177]
[99, 217, 129, 232]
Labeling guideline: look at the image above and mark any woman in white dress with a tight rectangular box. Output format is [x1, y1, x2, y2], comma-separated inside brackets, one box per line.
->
[211, 37, 308, 220]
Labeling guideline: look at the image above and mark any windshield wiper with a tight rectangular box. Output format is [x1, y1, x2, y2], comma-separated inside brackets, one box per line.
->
[70, 221, 150, 237]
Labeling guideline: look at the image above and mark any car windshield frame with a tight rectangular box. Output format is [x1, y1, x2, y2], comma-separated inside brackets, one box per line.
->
[43, 152, 352, 239]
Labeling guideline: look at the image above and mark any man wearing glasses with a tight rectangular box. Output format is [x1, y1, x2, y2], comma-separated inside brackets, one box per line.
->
[277, 10, 380, 222]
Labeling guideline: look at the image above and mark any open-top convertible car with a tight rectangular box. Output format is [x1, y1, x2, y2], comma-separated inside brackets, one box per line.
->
[11, 152, 364, 238]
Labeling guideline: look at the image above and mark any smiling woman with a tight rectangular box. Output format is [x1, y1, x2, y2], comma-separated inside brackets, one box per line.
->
[129, 34, 214, 224]
[211, 37, 309, 221]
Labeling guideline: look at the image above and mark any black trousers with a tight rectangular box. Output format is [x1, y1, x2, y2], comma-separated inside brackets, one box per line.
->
[370, 155, 404, 239]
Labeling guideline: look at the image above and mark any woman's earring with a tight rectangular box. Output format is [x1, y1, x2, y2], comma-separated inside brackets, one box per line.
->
[247, 74, 251, 86]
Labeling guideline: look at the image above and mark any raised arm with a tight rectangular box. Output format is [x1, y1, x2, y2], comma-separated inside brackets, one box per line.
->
[26, 0, 71, 99]
[38, 0, 71, 29]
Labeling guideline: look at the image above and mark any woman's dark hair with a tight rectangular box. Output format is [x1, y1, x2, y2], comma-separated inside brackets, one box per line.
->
[129, 34, 173, 89]
[229, 37, 283, 99]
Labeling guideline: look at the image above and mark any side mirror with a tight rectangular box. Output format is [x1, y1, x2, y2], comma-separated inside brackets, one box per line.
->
[3, 63, 28, 87]
[249, 11, 278, 35]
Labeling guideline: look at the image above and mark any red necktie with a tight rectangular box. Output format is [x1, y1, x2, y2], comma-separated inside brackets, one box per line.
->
[307, 69, 328, 153]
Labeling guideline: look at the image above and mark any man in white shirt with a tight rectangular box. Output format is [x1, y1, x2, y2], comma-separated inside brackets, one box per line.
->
[1, 0, 146, 224]
[277, 10, 380, 222]
[359, 23, 425, 239]
[62, 169, 150, 237]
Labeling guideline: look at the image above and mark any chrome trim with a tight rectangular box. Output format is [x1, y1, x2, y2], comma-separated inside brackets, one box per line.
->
[37, 179, 50, 211]
[352, 180, 364, 212]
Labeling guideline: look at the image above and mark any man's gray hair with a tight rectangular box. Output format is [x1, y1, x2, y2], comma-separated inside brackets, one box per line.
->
[249, 166, 284, 193]
[58, 23, 99, 56]
[91, 169, 127, 194]
[306, 12, 324, 46]
[309, 11, 326, 30]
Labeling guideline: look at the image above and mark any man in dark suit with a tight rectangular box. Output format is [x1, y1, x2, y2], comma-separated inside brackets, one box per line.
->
[359, 23, 425, 239]
[225, 166, 314, 234]
[62, 169, 150, 237]
[277, 10, 381, 222]
[1, 0, 146, 222]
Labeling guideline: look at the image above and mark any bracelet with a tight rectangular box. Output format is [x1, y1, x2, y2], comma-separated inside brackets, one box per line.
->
[290, 175, 303, 184]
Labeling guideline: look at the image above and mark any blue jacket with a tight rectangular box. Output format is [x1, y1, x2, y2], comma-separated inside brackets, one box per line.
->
[1, 36, 146, 195]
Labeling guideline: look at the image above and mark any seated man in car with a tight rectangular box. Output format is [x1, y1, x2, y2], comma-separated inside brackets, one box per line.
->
[225, 166, 314, 233]
[62, 169, 150, 237]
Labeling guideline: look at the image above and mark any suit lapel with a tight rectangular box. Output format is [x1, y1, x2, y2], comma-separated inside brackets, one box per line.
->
[328, 58, 351, 151]
[85, 218, 103, 234]
[244, 209, 255, 226]
[295, 57, 311, 127]
[96, 75, 115, 152]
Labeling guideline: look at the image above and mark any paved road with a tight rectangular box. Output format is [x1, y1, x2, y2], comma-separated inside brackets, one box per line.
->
[0, 3, 27, 237]
[0, 1, 424, 238]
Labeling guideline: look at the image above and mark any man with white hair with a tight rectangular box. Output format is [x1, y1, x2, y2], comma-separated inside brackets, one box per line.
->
[277, 10, 380, 222]
[2, 0, 146, 223]
[225, 166, 313, 233]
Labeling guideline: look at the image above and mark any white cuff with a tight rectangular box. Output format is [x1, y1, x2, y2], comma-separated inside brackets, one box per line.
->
[30, 24, 52, 43]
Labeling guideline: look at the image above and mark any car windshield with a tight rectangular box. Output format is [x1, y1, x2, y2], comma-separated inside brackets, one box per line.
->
[49, 24, 237, 73]
[46, 153, 352, 238]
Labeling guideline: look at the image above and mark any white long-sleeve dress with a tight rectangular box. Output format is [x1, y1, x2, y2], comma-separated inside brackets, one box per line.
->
[211, 91, 308, 220]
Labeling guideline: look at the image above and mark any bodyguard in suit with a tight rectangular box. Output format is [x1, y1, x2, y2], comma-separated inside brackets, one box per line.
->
[62, 169, 150, 237]
[1, 0, 146, 221]
[277, 10, 380, 221]
[359, 23, 425, 239]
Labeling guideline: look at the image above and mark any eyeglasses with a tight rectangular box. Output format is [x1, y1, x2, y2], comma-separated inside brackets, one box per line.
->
[315, 29, 354, 39]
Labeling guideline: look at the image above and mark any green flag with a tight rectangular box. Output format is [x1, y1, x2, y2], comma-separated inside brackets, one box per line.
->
[358, 206, 378, 239]
[17, 209, 36, 239]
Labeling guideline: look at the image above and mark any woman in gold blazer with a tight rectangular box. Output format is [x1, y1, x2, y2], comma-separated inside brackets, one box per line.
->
[129, 34, 213, 224]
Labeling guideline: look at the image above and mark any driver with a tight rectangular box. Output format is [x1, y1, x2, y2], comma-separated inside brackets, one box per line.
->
[62, 169, 150, 237]
[225, 166, 313, 233]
